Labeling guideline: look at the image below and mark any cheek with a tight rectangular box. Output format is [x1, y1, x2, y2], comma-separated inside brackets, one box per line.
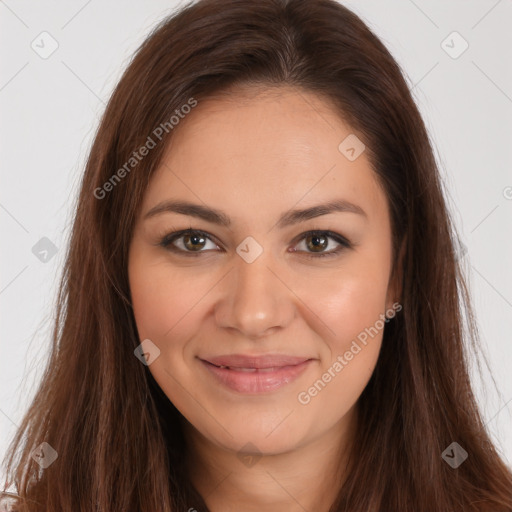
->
[296, 258, 389, 392]
[128, 250, 206, 343]
[128, 256, 210, 411]
[294, 270, 387, 421]
[300, 259, 390, 345]
[323, 277, 388, 347]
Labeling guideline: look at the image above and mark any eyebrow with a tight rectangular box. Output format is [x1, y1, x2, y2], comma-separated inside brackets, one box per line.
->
[143, 198, 367, 228]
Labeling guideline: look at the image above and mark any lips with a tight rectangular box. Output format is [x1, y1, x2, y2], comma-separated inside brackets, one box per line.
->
[203, 354, 311, 369]
[199, 354, 314, 393]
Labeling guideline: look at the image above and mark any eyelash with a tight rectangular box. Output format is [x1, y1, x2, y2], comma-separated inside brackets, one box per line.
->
[157, 228, 352, 259]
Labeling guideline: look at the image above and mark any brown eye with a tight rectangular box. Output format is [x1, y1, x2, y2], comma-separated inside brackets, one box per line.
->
[305, 233, 329, 253]
[159, 228, 351, 259]
[182, 232, 207, 251]
[160, 229, 220, 255]
[292, 230, 351, 259]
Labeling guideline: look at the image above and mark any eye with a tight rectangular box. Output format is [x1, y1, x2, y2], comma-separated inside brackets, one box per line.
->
[290, 230, 351, 259]
[159, 229, 220, 255]
[158, 228, 351, 258]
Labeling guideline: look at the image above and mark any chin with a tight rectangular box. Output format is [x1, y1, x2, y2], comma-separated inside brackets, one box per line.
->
[210, 414, 313, 454]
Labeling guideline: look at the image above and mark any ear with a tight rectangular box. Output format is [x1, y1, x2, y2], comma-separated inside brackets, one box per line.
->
[386, 235, 406, 310]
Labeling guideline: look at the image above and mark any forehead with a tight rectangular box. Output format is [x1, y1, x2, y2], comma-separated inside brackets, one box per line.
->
[168, 85, 350, 167]
[141, 86, 387, 225]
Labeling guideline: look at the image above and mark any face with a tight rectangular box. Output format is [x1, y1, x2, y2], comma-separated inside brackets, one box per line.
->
[128, 86, 398, 457]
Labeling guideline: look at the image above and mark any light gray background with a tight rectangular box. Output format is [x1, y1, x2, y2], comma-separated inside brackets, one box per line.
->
[1, 0, 511, 480]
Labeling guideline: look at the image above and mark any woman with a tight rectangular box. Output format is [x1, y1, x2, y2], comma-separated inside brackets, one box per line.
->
[2, 0, 511, 510]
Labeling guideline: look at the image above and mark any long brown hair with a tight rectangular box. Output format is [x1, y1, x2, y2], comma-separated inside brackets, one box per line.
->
[2, 0, 511, 510]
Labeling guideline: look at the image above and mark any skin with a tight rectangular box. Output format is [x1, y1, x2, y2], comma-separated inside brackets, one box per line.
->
[128, 85, 400, 512]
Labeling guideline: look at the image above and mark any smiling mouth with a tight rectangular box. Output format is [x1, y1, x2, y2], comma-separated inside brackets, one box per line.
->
[199, 358, 314, 394]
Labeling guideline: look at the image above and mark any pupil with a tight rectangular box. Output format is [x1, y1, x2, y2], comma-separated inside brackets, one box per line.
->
[309, 234, 327, 252]
[186, 233, 205, 251]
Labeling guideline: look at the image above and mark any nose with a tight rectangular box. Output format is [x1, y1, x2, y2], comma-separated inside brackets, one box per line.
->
[214, 248, 296, 339]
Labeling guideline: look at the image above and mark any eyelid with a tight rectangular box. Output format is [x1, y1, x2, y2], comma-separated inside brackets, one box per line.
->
[290, 229, 351, 258]
[158, 228, 352, 257]
[159, 228, 221, 253]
